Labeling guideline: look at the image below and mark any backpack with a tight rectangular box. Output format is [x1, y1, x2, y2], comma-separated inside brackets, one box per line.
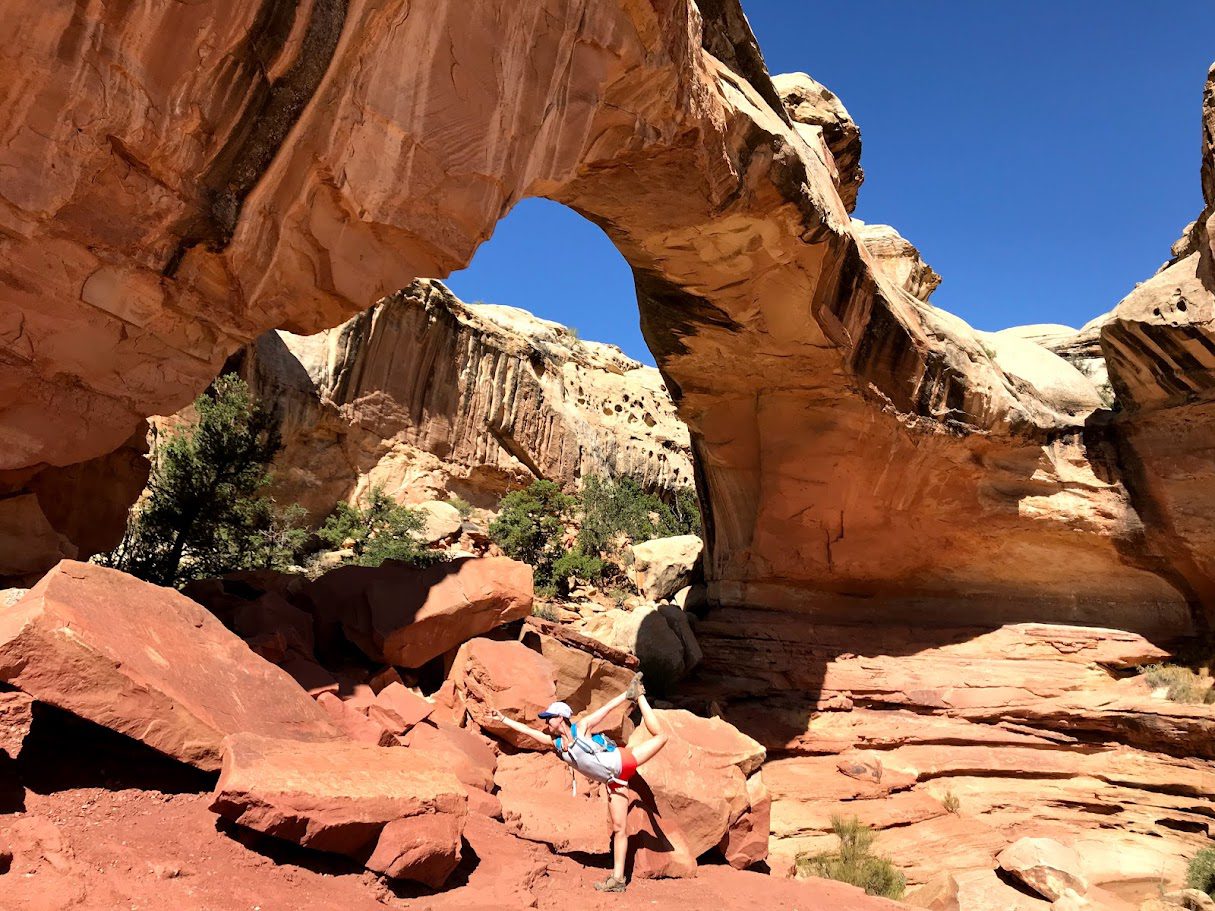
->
[555, 724, 618, 794]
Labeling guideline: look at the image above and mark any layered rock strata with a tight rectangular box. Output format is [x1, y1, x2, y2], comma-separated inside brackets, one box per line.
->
[233, 280, 693, 516]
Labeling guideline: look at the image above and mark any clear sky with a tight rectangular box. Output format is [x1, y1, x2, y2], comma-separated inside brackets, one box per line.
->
[447, 2, 1215, 365]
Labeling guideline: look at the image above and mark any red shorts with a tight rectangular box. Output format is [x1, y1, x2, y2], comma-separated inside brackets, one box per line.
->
[606, 747, 638, 793]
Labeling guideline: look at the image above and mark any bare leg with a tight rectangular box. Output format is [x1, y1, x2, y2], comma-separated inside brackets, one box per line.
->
[608, 789, 629, 881]
[629, 694, 669, 766]
[636, 693, 663, 736]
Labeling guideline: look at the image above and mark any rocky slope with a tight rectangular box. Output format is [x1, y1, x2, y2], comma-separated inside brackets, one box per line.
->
[232, 280, 693, 518]
[0, 0, 1206, 630]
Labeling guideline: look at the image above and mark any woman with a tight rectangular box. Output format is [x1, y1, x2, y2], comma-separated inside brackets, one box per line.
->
[491, 673, 668, 893]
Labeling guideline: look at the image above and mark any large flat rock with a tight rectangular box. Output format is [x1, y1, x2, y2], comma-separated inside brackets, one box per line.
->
[210, 732, 467, 887]
[0, 561, 339, 770]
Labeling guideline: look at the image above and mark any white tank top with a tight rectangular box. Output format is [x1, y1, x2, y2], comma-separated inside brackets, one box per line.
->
[554, 724, 623, 783]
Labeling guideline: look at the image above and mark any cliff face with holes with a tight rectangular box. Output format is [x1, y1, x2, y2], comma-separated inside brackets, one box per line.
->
[0, 0, 1211, 631]
[231, 280, 693, 517]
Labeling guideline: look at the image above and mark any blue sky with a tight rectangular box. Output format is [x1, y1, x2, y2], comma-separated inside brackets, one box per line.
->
[447, 2, 1215, 365]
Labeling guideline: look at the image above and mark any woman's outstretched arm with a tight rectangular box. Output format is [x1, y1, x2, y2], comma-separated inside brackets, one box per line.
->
[489, 708, 553, 746]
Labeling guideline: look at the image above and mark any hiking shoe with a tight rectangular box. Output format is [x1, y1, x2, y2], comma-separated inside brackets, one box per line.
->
[594, 875, 628, 893]
[625, 672, 644, 701]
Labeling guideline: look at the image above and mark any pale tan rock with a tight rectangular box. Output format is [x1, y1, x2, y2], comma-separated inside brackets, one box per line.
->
[854, 221, 942, 302]
[629, 535, 703, 601]
[415, 500, 463, 544]
[773, 72, 864, 211]
[998, 837, 1088, 901]
[581, 602, 702, 690]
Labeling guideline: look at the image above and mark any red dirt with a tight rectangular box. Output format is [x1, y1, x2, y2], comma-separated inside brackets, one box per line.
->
[0, 786, 901, 911]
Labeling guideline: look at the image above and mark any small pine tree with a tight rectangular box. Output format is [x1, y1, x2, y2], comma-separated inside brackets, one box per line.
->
[796, 816, 906, 900]
[488, 480, 575, 588]
[98, 374, 304, 586]
[318, 486, 434, 568]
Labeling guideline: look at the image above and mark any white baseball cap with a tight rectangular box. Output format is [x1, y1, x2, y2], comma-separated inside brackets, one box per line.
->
[538, 701, 572, 720]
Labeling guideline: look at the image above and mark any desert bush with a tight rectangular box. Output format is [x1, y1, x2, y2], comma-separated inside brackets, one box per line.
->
[97, 374, 307, 586]
[795, 816, 906, 900]
[446, 495, 473, 518]
[577, 475, 701, 558]
[532, 602, 559, 622]
[319, 486, 437, 568]
[942, 791, 961, 814]
[1187, 847, 1215, 896]
[551, 548, 604, 596]
[1142, 664, 1215, 704]
[489, 480, 576, 588]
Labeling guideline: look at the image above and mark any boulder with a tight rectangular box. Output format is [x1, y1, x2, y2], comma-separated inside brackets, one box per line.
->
[626, 709, 767, 878]
[520, 618, 636, 739]
[717, 772, 771, 869]
[0, 688, 33, 757]
[401, 720, 497, 794]
[581, 602, 702, 691]
[495, 750, 607, 854]
[279, 654, 339, 698]
[628, 535, 702, 601]
[302, 557, 532, 668]
[415, 501, 463, 544]
[0, 562, 340, 770]
[374, 682, 434, 731]
[315, 692, 395, 747]
[210, 732, 466, 886]
[997, 837, 1088, 901]
[447, 639, 556, 749]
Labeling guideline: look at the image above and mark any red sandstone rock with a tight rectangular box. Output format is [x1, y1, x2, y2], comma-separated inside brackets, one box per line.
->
[0, 562, 339, 770]
[495, 750, 607, 854]
[448, 639, 556, 749]
[718, 772, 771, 869]
[374, 682, 433, 731]
[626, 709, 767, 878]
[0, 688, 32, 757]
[279, 654, 339, 698]
[302, 557, 532, 668]
[520, 619, 636, 739]
[315, 692, 395, 747]
[210, 733, 466, 886]
[400, 720, 497, 795]
[364, 812, 463, 888]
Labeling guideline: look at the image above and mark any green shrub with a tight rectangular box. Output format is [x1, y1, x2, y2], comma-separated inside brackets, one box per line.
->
[97, 374, 307, 587]
[319, 486, 437, 568]
[577, 476, 701, 558]
[488, 480, 575, 588]
[532, 603, 558, 622]
[1187, 847, 1215, 896]
[795, 816, 906, 900]
[551, 548, 604, 595]
[446, 495, 473, 518]
[1142, 664, 1215, 704]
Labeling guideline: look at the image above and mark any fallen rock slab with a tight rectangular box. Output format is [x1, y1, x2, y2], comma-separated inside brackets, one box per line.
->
[210, 733, 467, 886]
[997, 837, 1088, 901]
[0, 562, 339, 770]
[400, 720, 498, 795]
[447, 638, 556, 748]
[302, 557, 532, 668]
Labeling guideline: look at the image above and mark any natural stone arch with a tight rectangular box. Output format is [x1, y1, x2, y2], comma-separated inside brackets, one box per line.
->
[0, 0, 1204, 633]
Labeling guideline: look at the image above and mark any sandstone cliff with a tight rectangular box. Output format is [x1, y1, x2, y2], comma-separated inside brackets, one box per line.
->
[233, 280, 693, 517]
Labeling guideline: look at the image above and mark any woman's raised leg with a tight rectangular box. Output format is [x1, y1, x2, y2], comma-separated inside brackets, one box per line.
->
[629, 694, 668, 766]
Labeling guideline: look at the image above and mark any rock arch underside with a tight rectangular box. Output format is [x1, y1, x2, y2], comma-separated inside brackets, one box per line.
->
[6, 0, 1215, 899]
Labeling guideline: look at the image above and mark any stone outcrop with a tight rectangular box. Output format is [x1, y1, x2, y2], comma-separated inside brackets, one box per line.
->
[233, 280, 694, 517]
[300, 556, 533, 668]
[629, 535, 704, 601]
[210, 733, 467, 887]
[690, 613, 1215, 895]
[0, 562, 340, 770]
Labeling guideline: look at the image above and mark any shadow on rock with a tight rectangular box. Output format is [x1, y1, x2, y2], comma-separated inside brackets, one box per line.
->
[17, 703, 216, 796]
